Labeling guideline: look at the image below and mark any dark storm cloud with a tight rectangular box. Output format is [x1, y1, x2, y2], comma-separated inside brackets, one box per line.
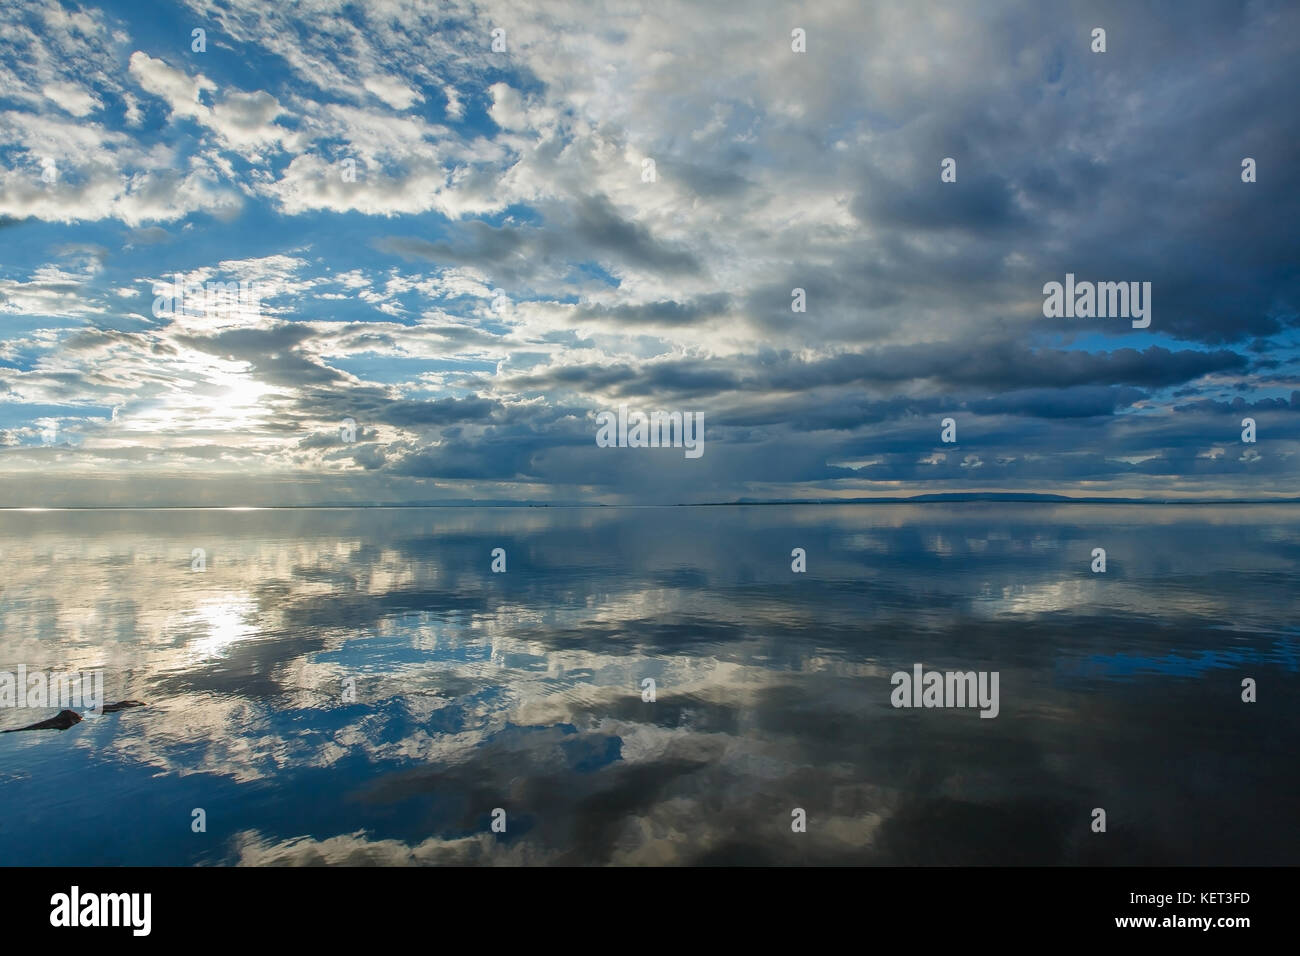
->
[175, 325, 346, 388]
[376, 395, 499, 426]
[806, 0, 1300, 350]
[573, 293, 732, 328]
[388, 438, 536, 480]
[284, 386, 504, 432]
[968, 386, 1148, 419]
[570, 195, 702, 276]
[502, 359, 739, 398]
[673, 157, 754, 200]
[1174, 394, 1300, 415]
[375, 193, 702, 284]
[501, 344, 1244, 405]
[762, 345, 1247, 393]
[853, 166, 1027, 234]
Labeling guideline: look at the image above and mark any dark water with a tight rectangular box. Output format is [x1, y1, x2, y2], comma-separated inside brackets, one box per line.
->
[0, 504, 1296, 866]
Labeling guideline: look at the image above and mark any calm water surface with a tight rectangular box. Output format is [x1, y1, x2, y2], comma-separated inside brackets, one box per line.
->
[0, 504, 1296, 865]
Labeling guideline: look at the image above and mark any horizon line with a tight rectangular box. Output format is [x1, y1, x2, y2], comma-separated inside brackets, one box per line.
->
[4, 494, 1300, 511]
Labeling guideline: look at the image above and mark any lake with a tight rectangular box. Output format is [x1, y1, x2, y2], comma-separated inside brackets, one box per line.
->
[0, 504, 1295, 865]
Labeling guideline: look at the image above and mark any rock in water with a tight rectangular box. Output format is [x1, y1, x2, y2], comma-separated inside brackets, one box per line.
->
[102, 700, 146, 713]
[1, 701, 146, 733]
[2, 710, 82, 733]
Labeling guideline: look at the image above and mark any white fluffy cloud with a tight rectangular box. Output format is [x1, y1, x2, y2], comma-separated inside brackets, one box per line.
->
[128, 50, 216, 120]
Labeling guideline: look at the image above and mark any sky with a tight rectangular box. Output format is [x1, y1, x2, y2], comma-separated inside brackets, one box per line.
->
[0, 0, 1297, 506]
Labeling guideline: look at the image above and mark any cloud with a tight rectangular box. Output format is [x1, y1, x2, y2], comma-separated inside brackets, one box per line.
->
[42, 82, 101, 117]
[0, 0, 1297, 503]
[128, 51, 215, 121]
[487, 82, 526, 130]
[363, 75, 423, 111]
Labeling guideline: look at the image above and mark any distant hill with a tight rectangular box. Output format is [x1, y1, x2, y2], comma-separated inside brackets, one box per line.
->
[699, 493, 1300, 505]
